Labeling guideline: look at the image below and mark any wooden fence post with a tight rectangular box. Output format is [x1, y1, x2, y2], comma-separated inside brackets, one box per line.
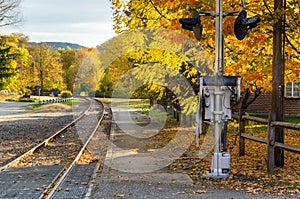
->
[239, 113, 245, 156]
[267, 113, 275, 171]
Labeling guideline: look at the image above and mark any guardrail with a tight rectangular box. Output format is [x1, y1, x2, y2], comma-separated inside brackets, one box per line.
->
[39, 97, 73, 105]
[233, 114, 300, 171]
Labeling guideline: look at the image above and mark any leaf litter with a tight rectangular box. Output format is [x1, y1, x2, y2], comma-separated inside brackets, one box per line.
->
[164, 124, 300, 197]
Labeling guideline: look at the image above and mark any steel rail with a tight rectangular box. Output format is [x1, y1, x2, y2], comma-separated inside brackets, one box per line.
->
[0, 98, 93, 172]
[43, 99, 105, 199]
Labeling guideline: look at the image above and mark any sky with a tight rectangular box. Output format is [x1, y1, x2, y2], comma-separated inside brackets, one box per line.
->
[0, 0, 116, 47]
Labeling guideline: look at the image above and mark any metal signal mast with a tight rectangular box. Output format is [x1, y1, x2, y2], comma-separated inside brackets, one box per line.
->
[179, 0, 260, 177]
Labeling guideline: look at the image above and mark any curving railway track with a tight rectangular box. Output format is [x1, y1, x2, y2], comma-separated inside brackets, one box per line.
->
[0, 98, 91, 167]
[0, 98, 112, 199]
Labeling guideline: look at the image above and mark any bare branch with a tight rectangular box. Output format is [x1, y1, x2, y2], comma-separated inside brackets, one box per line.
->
[0, 0, 22, 27]
[149, 0, 171, 21]
[285, 34, 300, 55]
[245, 87, 262, 108]
[262, 0, 273, 15]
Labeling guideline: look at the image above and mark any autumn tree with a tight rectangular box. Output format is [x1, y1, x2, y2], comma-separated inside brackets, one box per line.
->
[27, 43, 65, 95]
[226, 0, 299, 112]
[9, 33, 32, 93]
[60, 47, 80, 91]
[72, 48, 102, 96]
[97, 68, 114, 98]
[97, 27, 212, 115]
[110, 0, 299, 113]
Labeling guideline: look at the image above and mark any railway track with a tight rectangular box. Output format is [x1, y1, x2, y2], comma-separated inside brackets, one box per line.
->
[0, 98, 111, 199]
[0, 97, 91, 167]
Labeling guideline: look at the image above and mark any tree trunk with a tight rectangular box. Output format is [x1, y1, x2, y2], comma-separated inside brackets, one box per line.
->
[238, 88, 261, 156]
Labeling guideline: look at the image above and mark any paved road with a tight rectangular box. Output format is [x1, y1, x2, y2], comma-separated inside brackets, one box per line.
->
[0, 101, 34, 122]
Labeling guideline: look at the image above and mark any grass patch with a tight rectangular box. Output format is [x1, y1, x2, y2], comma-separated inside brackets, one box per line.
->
[28, 98, 79, 110]
[98, 98, 150, 112]
[34, 103, 70, 112]
[63, 99, 79, 107]
[133, 103, 150, 114]
[30, 103, 42, 109]
[251, 114, 300, 124]
[284, 115, 300, 124]
[18, 98, 36, 102]
[4, 97, 37, 102]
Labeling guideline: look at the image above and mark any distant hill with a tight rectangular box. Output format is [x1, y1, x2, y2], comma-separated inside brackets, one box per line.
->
[29, 42, 85, 50]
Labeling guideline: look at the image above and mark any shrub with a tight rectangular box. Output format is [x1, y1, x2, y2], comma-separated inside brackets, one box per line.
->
[22, 89, 32, 98]
[5, 98, 18, 102]
[19, 98, 35, 102]
[60, 91, 72, 98]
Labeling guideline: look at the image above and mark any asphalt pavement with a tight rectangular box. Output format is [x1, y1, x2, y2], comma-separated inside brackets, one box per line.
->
[0, 101, 34, 122]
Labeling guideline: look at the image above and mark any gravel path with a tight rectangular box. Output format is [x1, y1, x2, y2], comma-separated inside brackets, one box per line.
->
[0, 99, 89, 166]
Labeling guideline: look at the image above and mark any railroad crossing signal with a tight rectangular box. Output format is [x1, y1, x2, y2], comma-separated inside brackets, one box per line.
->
[234, 10, 261, 40]
[179, 10, 203, 40]
[179, 9, 260, 41]
[179, 1, 260, 178]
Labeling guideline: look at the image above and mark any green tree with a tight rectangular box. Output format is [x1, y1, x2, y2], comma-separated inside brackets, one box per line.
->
[0, 34, 30, 91]
[0, 40, 15, 89]
[98, 69, 114, 97]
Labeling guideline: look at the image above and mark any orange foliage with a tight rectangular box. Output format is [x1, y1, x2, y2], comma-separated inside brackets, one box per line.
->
[110, 0, 300, 93]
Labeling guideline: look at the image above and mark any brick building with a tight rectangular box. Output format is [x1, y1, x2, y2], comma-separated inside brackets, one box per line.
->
[240, 93, 300, 115]
[235, 82, 300, 115]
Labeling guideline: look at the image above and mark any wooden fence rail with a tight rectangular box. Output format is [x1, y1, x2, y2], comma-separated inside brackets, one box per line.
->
[233, 114, 300, 171]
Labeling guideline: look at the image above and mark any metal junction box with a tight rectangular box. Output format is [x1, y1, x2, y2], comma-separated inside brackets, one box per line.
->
[199, 76, 241, 121]
[203, 86, 232, 120]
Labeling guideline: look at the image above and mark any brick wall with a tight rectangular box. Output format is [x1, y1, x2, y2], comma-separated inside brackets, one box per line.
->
[234, 93, 300, 115]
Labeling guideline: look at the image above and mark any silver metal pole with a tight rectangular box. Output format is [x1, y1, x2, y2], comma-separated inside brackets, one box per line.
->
[215, 0, 223, 75]
[215, 0, 223, 152]
[211, 0, 226, 177]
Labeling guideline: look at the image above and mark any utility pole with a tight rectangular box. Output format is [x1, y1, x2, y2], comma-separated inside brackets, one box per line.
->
[271, 0, 285, 168]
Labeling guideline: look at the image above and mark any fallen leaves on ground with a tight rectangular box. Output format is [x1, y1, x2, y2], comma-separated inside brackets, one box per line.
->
[172, 189, 207, 196]
[166, 122, 300, 197]
[113, 192, 125, 198]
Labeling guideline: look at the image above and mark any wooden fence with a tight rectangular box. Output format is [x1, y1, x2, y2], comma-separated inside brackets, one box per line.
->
[169, 102, 300, 171]
[233, 114, 300, 171]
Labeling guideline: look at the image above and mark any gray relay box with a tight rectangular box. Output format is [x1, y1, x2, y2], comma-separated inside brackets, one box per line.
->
[203, 86, 232, 120]
[199, 76, 241, 121]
